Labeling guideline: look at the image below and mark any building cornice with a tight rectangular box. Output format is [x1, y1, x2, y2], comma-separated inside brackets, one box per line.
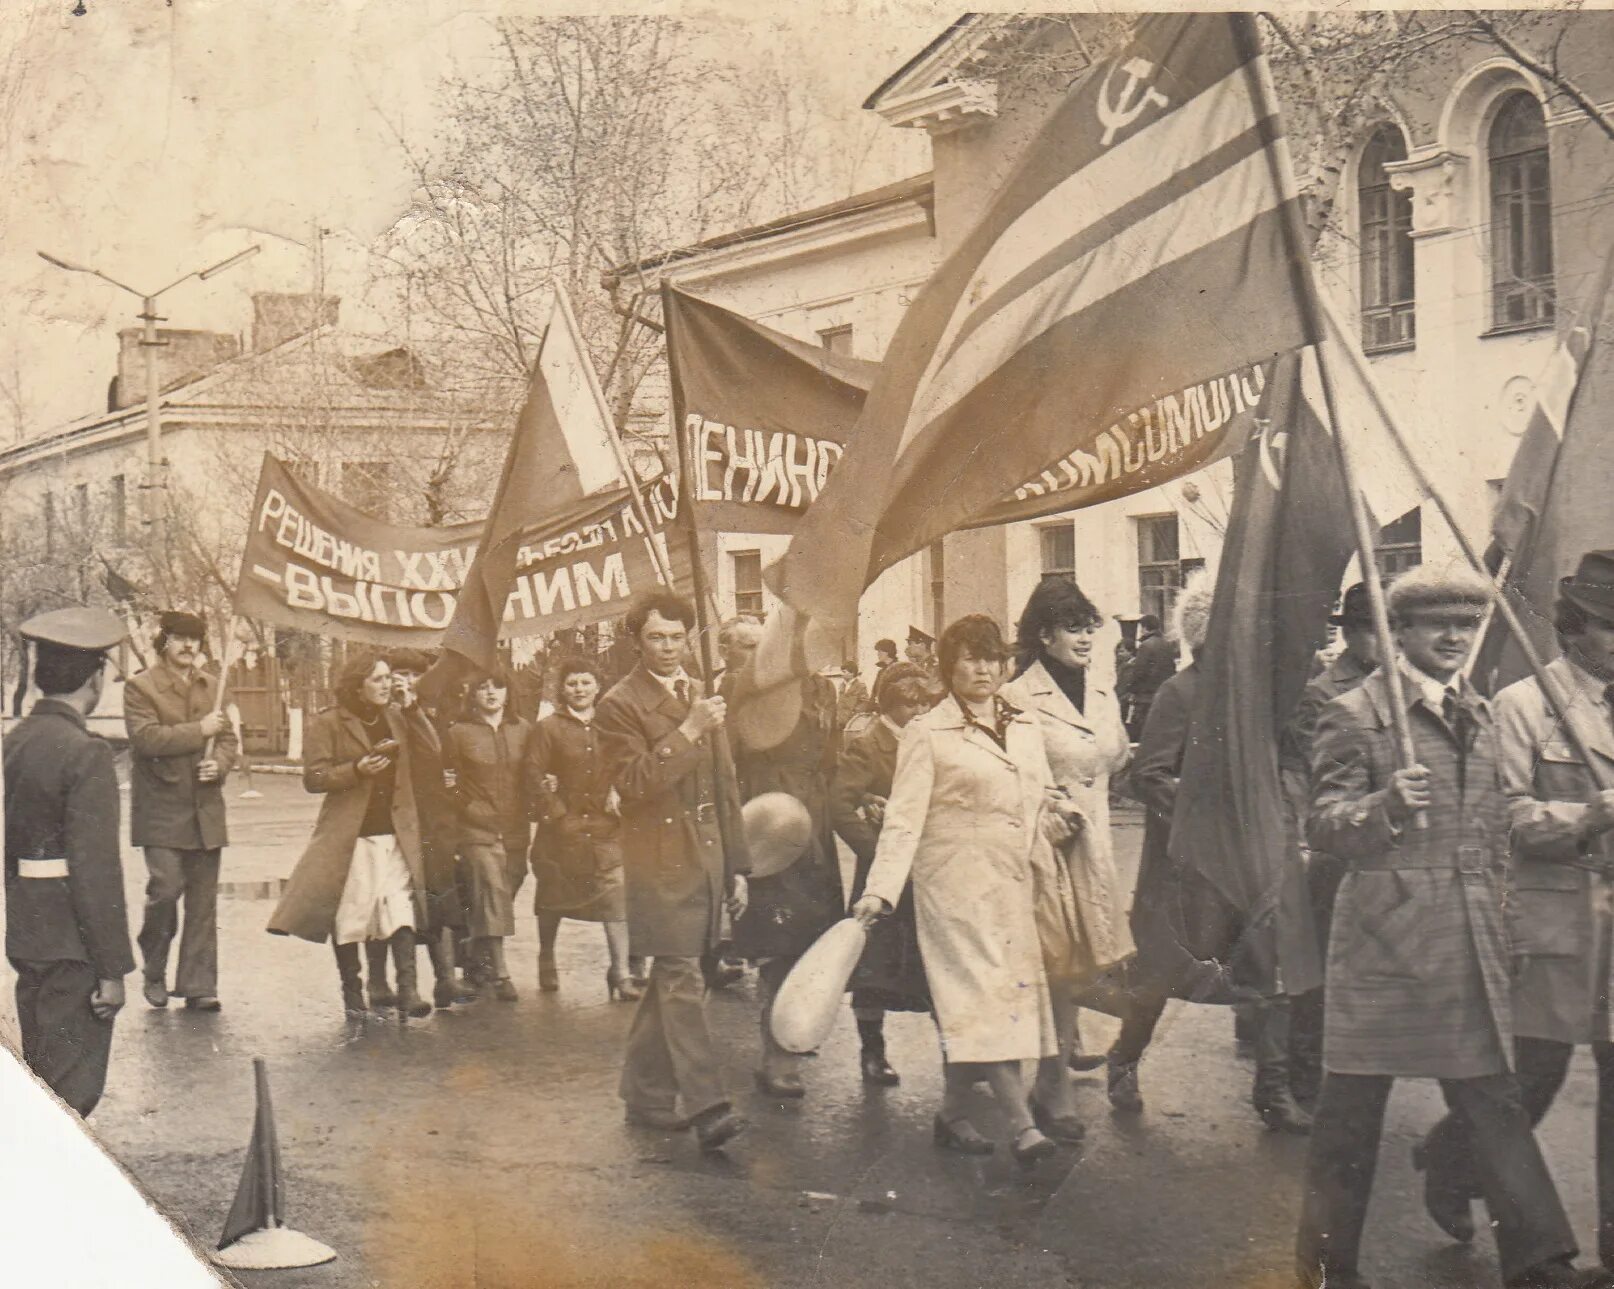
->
[873, 78, 999, 135]
[863, 13, 1015, 135]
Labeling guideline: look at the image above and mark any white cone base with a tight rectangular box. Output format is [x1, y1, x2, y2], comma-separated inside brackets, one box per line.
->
[214, 1227, 336, 1270]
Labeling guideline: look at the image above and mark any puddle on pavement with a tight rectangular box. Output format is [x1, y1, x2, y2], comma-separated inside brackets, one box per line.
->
[219, 878, 287, 900]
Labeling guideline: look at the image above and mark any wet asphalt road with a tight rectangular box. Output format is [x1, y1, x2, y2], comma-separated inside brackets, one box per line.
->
[7, 773, 1609, 1288]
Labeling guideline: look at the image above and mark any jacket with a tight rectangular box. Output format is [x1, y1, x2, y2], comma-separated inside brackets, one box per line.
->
[1494, 657, 1614, 1044]
[594, 665, 749, 957]
[124, 661, 237, 850]
[267, 705, 426, 943]
[446, 716, 531, 852]
[1119, 632, 1177, 707]
[1001, 660, 1134, 978]
[1307, 664, 1512, 1077]
[4, 699, 134, 977]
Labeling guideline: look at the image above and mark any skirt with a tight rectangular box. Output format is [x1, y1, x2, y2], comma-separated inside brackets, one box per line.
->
[333, 835, 416, 945]
[531, 816, 626, 922]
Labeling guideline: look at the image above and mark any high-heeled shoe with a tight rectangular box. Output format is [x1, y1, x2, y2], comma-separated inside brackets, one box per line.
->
[932, 1114, 994, 1155]
[607, 970, 642, 1002]
[538, 958, 560, 992]
[1011, 1127, 1057, 1167]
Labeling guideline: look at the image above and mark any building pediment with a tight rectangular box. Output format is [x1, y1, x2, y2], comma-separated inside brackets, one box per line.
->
[863, 13, 1015, 134]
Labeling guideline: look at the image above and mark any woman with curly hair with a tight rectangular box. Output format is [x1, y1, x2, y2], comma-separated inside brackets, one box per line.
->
[852, 615, 1079, 1165]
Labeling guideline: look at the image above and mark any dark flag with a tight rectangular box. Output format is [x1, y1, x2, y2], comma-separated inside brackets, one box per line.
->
[438, 289, 623, 673]
[771, 12, 1316, 638]
[1165, 353, 1356, 991]
[1478, 243, 1614, 689]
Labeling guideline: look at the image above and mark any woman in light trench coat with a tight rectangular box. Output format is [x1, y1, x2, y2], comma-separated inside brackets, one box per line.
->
[853, 615, 1082, 1166]
[1001, 577, 1134, 1108]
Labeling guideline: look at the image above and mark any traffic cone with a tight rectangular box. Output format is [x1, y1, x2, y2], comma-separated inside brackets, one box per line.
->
[213, 1058, 335, 1270]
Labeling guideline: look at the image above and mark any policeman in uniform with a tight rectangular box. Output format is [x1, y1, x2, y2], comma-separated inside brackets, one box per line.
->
[4, 606, 133, 1116]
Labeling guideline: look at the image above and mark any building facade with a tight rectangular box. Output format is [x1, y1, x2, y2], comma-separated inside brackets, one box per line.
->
[619, 12, 1614, 683]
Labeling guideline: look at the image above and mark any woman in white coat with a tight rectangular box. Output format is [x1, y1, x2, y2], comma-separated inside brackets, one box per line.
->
[1002, 577, 1133, 1135]
[853, 615, 1079, 1166]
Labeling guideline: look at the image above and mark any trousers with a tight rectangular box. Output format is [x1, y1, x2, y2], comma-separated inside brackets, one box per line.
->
[1297, 1071, 1576, 1284]
[1424, 1036, 1614, 1268]
[138, 846, 221, 998]
[12, 959, 115, 1116]
[618, 956, 728, 1120]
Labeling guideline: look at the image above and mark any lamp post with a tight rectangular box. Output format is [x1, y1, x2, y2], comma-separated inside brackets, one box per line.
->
[37, 246, 261, 563]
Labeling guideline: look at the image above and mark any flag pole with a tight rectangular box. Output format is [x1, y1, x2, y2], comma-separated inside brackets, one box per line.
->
[1317, 294, 1614, 789]
[1235, 16, 1423, 798]
[552, 286, 675, 589]
[661, 281, 745, 881]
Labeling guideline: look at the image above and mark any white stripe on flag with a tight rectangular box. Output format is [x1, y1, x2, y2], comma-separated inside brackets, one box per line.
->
[1536, 329, 1585, 438]
[900, 148, 1286, 451]
[924, 66, 1261, 382]
[538, 295, 622, 496]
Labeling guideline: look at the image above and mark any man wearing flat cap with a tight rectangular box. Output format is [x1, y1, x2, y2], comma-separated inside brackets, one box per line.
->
[4, 607, 133, 1115]
[1297, 562, 1592, 1289]
[1418, 549, 1614, 1275]
[124, 610, 236, 1012]
[1281, 582, 1382, 1105]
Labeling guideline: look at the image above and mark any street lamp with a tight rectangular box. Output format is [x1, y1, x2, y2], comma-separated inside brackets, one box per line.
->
[37, 245, 260, 552]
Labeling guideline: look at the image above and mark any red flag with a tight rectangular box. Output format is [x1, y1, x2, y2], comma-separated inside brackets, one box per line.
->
[1164, 353, 1355, 991]
[439, 289, 623, 671]
[772, 13, 1315, 634]
[1478, 243, 1614, 689]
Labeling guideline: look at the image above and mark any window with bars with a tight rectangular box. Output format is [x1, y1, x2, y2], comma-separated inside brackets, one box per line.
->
[1489, 93, 1555, 331]
[1375, 506, 1423, 578]
[731, 549, 764, 617]
[1136, 515, 1181, 624]
[1359, 124, 1416, 353]
[43, 493, 55, 556]
[74, 482, 90, 535]
[1038, 523, 1076, 578]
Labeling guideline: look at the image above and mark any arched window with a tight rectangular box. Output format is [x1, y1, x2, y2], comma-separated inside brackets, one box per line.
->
[1488, 92, 1554, 329]
[1358, 124, 1415, 351]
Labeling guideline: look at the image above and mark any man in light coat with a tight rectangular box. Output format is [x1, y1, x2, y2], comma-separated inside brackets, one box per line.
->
[596, 592, 750, 1152]
[1417, 549, 1614, 1270]
[1295, 563, 1588, 1289]
[125, 611, 235, 1012]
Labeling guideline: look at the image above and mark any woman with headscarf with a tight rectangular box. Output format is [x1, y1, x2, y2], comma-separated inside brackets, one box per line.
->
[1001, 577, 1132, 1141]
[525, 657, 637, 1000]
[852, 615, 1079, 1165]
[269, 654, 430, 1019]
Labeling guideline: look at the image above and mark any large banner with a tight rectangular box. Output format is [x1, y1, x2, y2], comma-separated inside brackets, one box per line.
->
[666, 287, 1273, 538]
[235, 455, 688, 647]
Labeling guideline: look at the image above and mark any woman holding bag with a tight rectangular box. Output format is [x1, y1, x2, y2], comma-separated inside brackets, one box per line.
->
[269, 654, 430, 1020]
[851, 615, 1079, 1165]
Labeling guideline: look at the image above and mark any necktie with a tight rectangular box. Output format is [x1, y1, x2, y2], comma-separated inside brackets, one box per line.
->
[675, 679, 691, 709]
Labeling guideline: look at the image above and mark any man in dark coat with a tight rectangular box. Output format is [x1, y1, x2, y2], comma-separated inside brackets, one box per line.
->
[1118, 613, 1177, 741]
[125, 610, 236, 1012]
[595, 592, 750, 1152]
[1296, 563, 1588, 1289]
[1416, 550, 1614, 1267]
[5, 607, 133, 1115]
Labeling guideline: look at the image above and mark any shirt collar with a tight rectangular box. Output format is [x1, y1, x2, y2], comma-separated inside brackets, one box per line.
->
[649, 667, 692, 696]
[1398, 655, 1461, 712]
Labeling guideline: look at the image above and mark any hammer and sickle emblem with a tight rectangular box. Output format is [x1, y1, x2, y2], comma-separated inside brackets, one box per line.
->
[1097, 57, 1171, 147]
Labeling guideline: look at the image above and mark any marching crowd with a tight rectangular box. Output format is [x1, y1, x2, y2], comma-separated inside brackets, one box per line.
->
[9, 548, 1614, 1289]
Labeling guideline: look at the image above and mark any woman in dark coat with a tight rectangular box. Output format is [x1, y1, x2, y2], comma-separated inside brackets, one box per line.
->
[526, 658, 637, 1001]
[832, 662, 933, 1085]
[269, 654, 430, 1019]
[722, 619, 845, 1099]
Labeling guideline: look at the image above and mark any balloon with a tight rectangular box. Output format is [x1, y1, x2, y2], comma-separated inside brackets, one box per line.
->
[769, 918, 868, 1054]
[741, 792, 813, 879]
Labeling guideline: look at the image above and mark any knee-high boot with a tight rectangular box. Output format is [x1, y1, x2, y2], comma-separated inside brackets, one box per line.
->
[365, 940, 395, 1010]
[334, 942, 365, 1017]
[392, 931, 431, 1019]
[1252, 995, 1313, 1134]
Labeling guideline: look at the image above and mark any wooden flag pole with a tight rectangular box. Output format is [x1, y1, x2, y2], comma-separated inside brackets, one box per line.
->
[1318, 296, 1614, 790]
[553, 286, 675, 590]
[1237, 17, 1424, 812]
